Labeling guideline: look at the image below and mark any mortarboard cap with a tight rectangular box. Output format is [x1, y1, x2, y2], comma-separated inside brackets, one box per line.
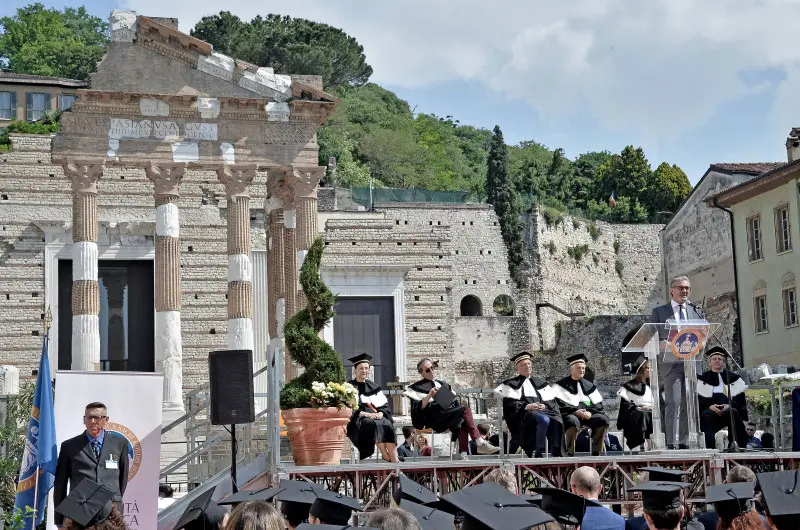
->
[531, 487, 596, 526]
[706, 346, 730, 359]
[438, 482, 553, 530]
[172, 487, 217, 530]
[218, 487, 280, 505]
[705, 482, 755, 520]
[295, 523, 379, 530]
[54, 479, 115, 528]
[510, 351, 532, 365]
[275, 479, 322, 505]
[757, 470, 800, 530]
[567, 353, 588, 366]
[639, 466, 692, 483]
[628, 483, 684, 511]
[348, 353, 373, 367]
[393, 475, 438, 506]
[309, 489, 362, 525]
[400, 499, 455, 530]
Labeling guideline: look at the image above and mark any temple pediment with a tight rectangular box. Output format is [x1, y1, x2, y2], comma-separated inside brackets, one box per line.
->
[52, 10, 338, 167]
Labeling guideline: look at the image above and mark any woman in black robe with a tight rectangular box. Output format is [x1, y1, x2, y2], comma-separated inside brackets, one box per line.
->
[346, 353, 398, 462]
[616, 355, 653, 450]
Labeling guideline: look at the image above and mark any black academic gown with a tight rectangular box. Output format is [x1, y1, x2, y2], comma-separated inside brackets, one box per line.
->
[404, 379, 465, 433]
[553, 376, 606, 418]
[346, 379, 396, 460]
[616, 379, 653, 449]
[697, 369, 748, 448]
[495, 375, 564, 456]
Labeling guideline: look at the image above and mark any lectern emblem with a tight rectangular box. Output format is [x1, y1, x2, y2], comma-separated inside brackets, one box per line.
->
[669, 329, 705, 359]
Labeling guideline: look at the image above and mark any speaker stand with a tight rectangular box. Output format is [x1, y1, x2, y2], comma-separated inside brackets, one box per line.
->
[230, 423, 238, 493]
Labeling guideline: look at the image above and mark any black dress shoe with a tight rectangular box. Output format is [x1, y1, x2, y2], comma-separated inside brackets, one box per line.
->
[534, 450, 544, 458]
[666, 444, 676, 450]
[678, 444, 689, 450]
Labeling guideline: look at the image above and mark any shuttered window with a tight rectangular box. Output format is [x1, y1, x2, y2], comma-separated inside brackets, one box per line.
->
[25, 92, 51, 121]
[0, 92, 16, 120]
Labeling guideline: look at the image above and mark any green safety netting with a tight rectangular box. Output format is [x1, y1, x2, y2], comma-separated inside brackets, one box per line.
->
[351, 187, 471, 206]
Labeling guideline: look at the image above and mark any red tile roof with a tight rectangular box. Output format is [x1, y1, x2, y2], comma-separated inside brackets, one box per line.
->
[708, 162, 784, 175]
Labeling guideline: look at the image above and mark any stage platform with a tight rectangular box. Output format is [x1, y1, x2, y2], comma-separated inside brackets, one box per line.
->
[280, 450, 800, 511]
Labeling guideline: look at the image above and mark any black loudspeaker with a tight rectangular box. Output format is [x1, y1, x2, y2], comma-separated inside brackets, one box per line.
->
[209, 349, 255, 425]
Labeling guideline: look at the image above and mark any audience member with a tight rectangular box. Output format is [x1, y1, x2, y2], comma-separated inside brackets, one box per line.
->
[570, 466, 625, 529]
[226, 500, 284, 530]
[483, 467, 517, 494]
[367, 507, 422, 530]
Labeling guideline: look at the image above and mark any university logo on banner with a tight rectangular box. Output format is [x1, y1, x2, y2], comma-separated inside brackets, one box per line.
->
[106, 422, 144, 481]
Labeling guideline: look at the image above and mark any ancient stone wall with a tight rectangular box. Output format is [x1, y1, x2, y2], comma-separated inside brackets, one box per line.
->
[526, 208, 664, 350]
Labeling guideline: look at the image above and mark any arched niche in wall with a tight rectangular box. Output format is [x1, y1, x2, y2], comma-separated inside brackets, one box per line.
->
[460, 295, 482, 316]
[493, 294, 515, 316]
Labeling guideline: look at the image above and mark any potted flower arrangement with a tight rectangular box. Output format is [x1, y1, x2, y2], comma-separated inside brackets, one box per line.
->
[280, 236, 357, 466]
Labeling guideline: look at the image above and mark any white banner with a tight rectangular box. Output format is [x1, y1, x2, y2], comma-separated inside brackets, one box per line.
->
[47, 371, 163, 530]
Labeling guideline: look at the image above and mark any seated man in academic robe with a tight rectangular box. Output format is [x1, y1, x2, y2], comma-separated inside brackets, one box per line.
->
[616, 355, 653, 450]
[553, 353, 609, 456]
[494, 351, 564, 457]
[697, 346, 748, 450]
[404, 358, 499, 457]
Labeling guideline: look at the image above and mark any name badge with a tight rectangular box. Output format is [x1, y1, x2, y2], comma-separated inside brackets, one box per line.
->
[105, 456, 119, 470]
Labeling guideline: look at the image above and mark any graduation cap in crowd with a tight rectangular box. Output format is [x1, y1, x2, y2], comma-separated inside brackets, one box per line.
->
[639, 466, 692, 483]
[438, 482, 553, 530]
[531, 487, 597, 526]
[400, 499, 455, 530]
[567, 353, 588, 366]
[217, 487, 280, 506]
[627, 483, 685, 511]
[276, 479, 323, 526]
[706, 346, 731, 359]
[521, 493, 543, 505]
[348, 353, 373, 367]
[705, 482, 756, 520]
[757, 470, 800, 530]
[393, 475, 439, 506]
[309, 489, 362, 525]
[510, 351, 532, 365]
[172, 487, 219, 530]
[54, 479, 115, 529]
[295, 523, 380, 530]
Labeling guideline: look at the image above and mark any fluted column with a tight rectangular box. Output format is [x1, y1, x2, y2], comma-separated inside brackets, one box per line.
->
[57, 158, 104, 371]
[146, 163, 186, 411]
[266, 209, 285, 339]
[293, 167, 325, 309]
[218, 164, 257, 351]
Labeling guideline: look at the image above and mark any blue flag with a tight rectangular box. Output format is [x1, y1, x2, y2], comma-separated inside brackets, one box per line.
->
[14, 333, 57, 528]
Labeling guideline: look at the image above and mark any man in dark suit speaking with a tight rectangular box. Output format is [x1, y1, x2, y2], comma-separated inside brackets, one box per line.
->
[650, 276, 703, 449]
[53, 401, 130, 527]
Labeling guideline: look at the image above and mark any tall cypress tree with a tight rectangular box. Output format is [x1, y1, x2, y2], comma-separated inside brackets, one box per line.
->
[486, 126, 525, 284]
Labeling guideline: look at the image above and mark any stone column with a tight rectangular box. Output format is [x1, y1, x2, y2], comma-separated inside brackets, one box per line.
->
[293, 167, 325, 309]
[218, 164, 258, 351]
[58, 159, 104, 371]
[145, 163, 186, 412]
[266, 209, 285, 339]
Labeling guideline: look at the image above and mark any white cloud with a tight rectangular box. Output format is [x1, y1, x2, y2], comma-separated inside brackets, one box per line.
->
[126, 0, 800, 143]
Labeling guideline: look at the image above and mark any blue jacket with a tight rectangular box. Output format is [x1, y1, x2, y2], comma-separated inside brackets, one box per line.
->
[583, 505, 626, 530]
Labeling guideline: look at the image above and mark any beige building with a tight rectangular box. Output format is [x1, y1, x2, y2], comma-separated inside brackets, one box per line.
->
[708, 130, 800, 367]
[0, 72, 87, 123]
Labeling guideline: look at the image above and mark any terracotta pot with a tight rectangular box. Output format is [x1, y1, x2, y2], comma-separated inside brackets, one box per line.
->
[282, 407, 352, 466]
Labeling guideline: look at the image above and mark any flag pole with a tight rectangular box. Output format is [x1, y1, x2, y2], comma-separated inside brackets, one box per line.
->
[32, 306, 52, 523]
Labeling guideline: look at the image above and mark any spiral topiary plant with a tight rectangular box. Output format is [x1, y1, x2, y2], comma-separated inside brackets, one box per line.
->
[280, 236, 347, 409]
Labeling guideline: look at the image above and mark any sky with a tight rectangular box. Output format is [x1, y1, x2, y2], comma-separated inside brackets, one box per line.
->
[4, 0, 800, 184]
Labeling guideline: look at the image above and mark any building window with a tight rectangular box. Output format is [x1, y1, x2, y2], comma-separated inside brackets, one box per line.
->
[460, 295, 482, 316]
[754, 294, 768, 333]
[26, 92, 51, 121]
[57, 94, 77, 111]
[774, 205, 792, 253]
[746, 215, 763, 262]
[0, 91, 16, 120]
[784, 288, 798, 328]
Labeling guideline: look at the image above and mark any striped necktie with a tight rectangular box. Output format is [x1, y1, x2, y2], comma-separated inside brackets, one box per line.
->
[679, 305, 686, 321]
[91, 439, 101, 459]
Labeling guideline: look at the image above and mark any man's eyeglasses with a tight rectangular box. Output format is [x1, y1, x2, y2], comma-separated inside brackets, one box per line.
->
[84, 415, 107, 423]
[423, 368, 433, 374]
[673, 286, 691, 291]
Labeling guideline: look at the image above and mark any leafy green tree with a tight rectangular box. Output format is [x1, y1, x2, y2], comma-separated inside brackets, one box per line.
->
[487, 126, 525, 283]
[646, 162, 692, 218]
[191, 12, 372, 88]
[594, 146, 652, 202]
[0, 3, 107, 80]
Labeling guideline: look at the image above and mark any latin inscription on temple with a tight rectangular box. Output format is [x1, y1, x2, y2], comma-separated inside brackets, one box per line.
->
[76, 117, 220, 141]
